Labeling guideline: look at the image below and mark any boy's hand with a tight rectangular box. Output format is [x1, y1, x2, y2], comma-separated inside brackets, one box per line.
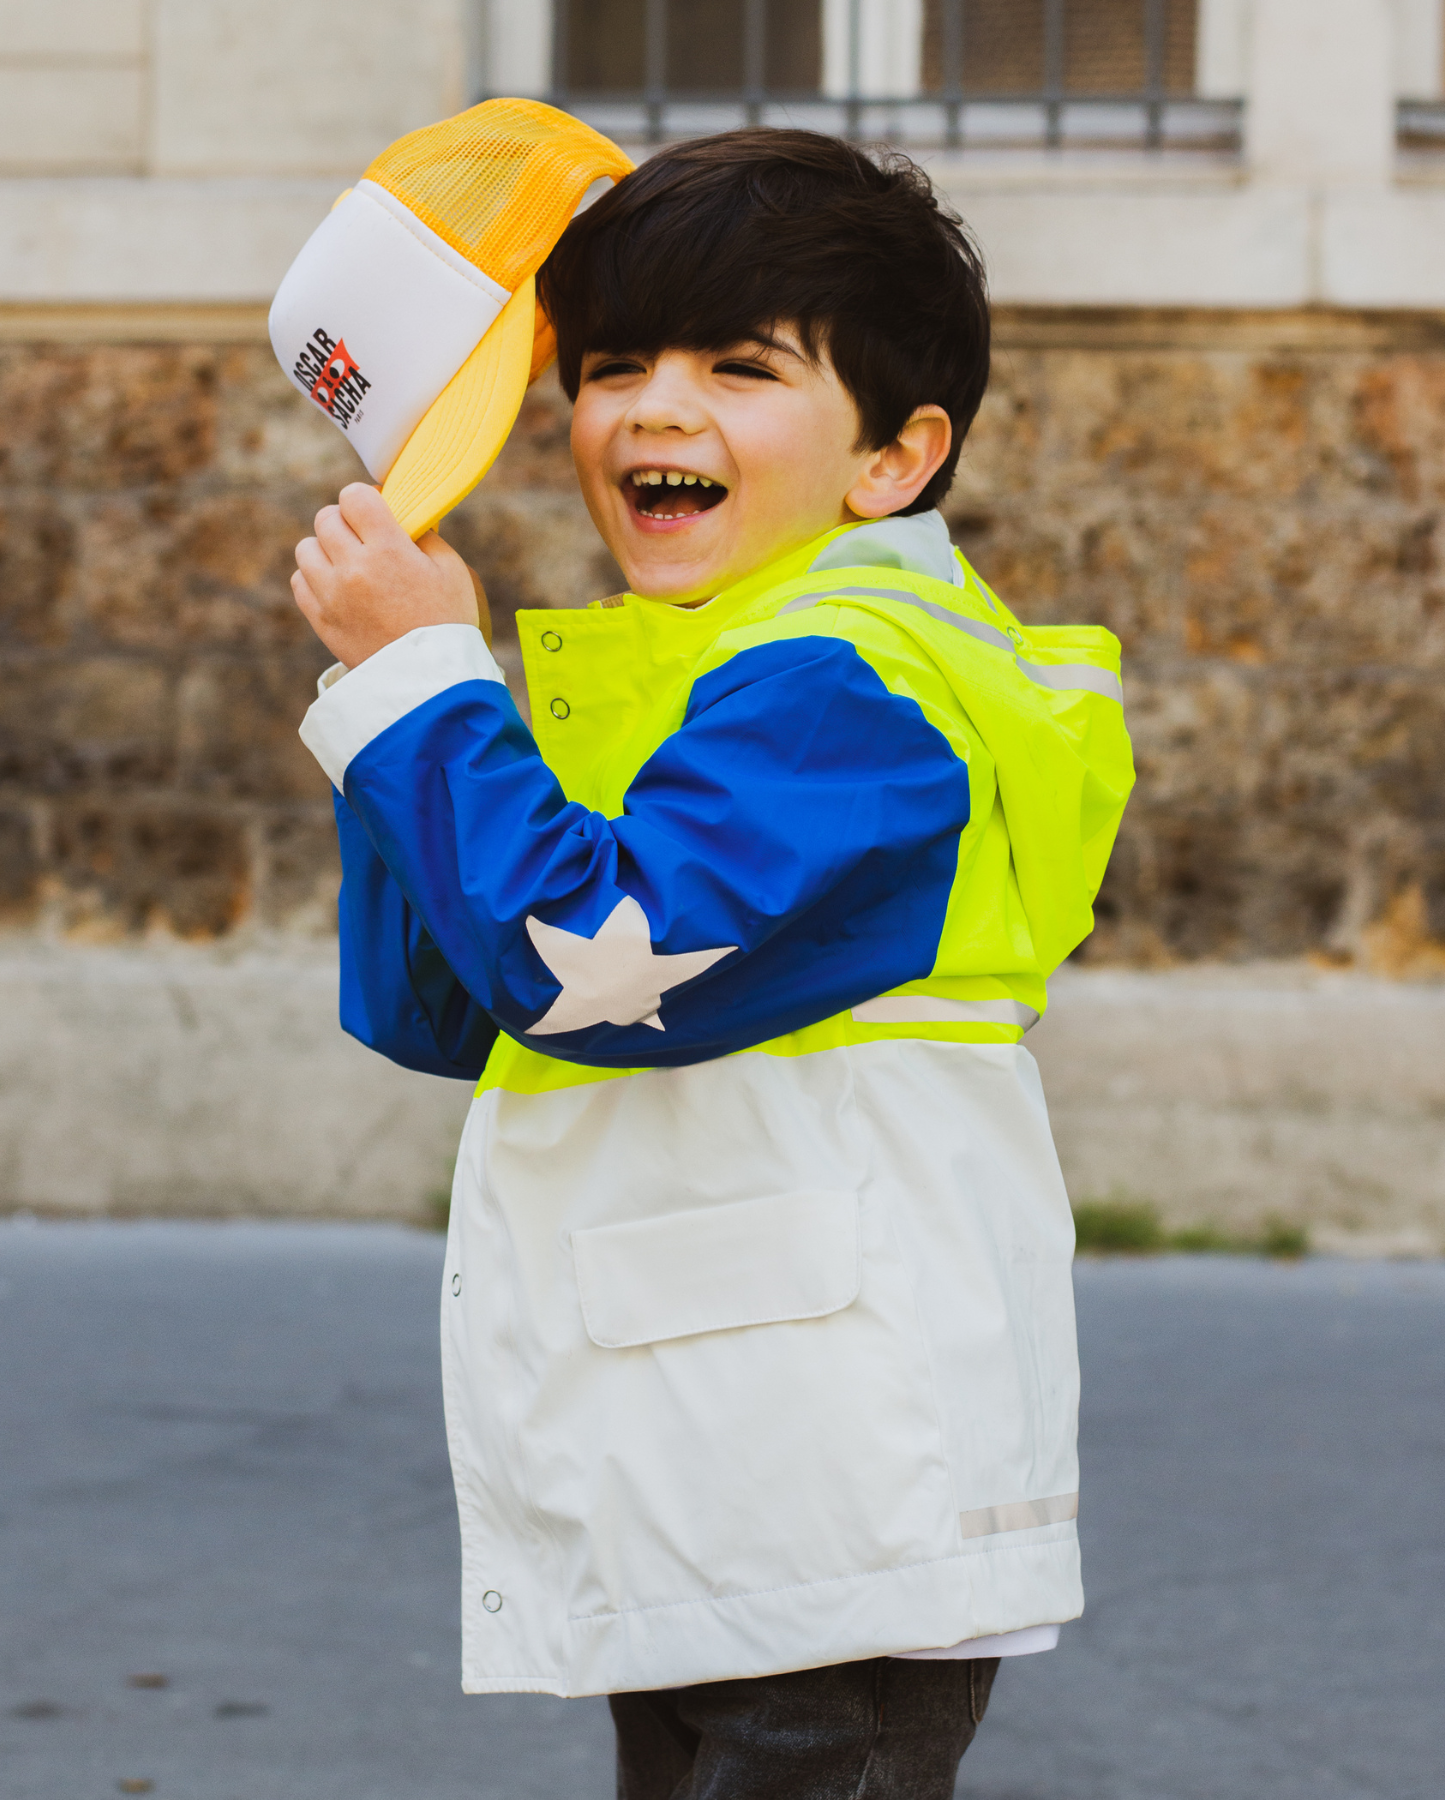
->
[292, 482, 491, 669]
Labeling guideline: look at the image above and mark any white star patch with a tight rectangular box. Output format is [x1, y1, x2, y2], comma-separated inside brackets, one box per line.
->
[524, 896, 736, 1036]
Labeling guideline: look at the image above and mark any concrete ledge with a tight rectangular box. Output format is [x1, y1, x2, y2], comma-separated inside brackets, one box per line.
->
[0, 940, 1440, 1252]
[0, 938, 471, 1221]
[1031, 963, 1445, 1256]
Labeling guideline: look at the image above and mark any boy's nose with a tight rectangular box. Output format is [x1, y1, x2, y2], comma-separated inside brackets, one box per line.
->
[624, 363, 709, 436]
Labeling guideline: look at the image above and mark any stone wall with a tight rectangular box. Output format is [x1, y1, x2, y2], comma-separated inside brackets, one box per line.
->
[2, 305, 1444, 975]
[959, 309, 1445, 974]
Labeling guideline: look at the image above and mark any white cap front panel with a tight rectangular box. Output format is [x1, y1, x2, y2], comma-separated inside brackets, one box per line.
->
[268, 180, 511, 480]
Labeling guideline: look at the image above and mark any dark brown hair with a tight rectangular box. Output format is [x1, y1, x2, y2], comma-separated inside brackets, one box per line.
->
[537, 128, 990, 516]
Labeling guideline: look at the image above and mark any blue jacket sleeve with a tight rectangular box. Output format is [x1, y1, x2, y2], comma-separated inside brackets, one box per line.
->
[335, 634, 969, 1070]
[335, 790, 499, 1080]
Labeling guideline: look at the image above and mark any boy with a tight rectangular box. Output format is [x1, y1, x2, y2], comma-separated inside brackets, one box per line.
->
[292, 129, 1133, 1798]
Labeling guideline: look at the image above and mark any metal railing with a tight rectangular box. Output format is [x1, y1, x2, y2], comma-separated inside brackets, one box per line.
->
[543, 0, 1243, 154]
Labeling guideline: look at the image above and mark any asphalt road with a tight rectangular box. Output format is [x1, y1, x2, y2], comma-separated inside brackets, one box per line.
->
[1, 1220, 1441, 1800]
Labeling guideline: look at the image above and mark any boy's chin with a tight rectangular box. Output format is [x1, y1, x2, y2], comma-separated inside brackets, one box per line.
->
[618, 528, 733, 605]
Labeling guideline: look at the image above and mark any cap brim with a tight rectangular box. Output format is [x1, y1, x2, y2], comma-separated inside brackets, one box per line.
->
[380, 272, 536, 540]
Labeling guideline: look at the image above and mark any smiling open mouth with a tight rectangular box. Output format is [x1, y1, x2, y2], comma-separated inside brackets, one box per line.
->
[627, 469, 728, 521]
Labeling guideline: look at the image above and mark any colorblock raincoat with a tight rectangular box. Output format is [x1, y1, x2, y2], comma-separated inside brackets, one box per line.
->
[300, 509, 1134, 1698]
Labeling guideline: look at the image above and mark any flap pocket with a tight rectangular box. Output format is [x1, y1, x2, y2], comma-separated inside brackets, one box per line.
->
[572, 1189, 860, 1349]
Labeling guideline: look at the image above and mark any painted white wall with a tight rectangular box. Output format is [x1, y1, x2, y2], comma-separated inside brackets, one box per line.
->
[0, 0, 146, 58]
[0, 0, 147, 174]
[1196, 0, 1250, 96]
[1246, 0, 1396, 185]
[481, 0, 554, 97]
[941, 172, 1312, 307]
[4, 0, 1445, 307]
[821, 0, 924, 100]
[148, 0, 466, 178]
[1392, 0, 1444, 96]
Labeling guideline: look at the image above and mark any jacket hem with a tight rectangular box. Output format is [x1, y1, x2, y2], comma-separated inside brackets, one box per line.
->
[460, 1674, 568, 1696]
[461, 1527, 1081, 1698]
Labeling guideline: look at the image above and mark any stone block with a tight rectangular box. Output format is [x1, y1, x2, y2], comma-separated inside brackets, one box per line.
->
[175, 655, 332, 802]
[47, 800, 251, 938]
[482, 371, 585, 494]
[253, 808, 341, 934]
[0, 495, 77, 648]
[0, 345, 218, 489]
[211, 349, 363, 489]
[0, 804, 39, 920]
[166, 493, 333, 652]
[444, 492, 625, 629]
[0, 657, 174, 790]
[71, 492, 327, 654]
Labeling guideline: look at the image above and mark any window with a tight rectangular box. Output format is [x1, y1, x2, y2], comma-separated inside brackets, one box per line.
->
[545, 0, 1235, 151]
[560, 0, 820, 96]
[919, 0, 1197, 98]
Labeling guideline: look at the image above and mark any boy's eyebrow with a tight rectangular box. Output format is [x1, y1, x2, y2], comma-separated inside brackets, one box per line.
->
[727, 330, 805, 362]
[579, 332, 809, 365]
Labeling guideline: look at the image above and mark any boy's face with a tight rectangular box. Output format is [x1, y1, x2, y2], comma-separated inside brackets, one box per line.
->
[570, 329, 944, 603]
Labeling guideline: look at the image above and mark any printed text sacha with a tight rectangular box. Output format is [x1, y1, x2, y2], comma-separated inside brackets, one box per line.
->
[292, 327, 370, 430]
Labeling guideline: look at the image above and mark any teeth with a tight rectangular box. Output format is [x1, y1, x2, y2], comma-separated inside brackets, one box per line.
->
[629, 469, 723, 490]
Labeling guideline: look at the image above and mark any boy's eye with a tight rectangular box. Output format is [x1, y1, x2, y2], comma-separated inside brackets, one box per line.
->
[585, 357, 646, 381]
[714, 359, 778, 381]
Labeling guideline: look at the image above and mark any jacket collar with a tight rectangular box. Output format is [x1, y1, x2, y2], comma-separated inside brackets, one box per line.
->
[613, 511, 960, 630]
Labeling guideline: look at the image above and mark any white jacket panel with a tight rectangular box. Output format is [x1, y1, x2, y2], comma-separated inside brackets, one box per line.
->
[440, 1038, 1082, 1697]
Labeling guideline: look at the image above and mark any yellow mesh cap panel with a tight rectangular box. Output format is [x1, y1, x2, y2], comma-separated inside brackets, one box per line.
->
[363, 98, 633, 293]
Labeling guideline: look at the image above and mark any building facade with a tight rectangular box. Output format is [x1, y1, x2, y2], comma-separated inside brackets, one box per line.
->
[1, 2, 1444, 1241]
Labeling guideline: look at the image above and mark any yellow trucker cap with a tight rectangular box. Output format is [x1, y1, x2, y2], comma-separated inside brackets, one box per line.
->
[268, 99, 632, 539]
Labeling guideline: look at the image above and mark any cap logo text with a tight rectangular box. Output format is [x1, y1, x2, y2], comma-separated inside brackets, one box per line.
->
[293, 327, 371, 431]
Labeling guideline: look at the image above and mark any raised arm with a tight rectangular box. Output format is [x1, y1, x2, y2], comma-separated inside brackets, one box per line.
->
[305, 622, 970, 1071]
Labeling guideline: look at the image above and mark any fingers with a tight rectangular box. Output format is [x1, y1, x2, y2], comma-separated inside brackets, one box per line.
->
[290, 566, 321, 625]
[415, 528, 465, 569]
[294, 535, 333, 592]
[313, 503, 359, 562]
[413, 530, 482, 630]
[337, 481, 407, 544]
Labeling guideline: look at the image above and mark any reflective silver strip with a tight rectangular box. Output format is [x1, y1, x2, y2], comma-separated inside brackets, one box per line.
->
[779, 585, 1122, 704]
[851, 996, 1039, 1032]
[1015, 658, 1125, 704]
[958, 1492, 1078, 1540]
[780, 585, 1013, 651]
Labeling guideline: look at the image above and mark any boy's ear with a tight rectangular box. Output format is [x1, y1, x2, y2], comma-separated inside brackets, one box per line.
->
[845, 406, 952, 520]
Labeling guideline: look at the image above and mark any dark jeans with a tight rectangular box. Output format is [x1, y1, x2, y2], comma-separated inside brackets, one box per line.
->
[610, 1655, 1000, 1800]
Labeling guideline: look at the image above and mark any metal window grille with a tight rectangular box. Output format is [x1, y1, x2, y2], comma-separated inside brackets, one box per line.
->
[541, 0, 1241, 153]
[1399, 98, 1445, 151]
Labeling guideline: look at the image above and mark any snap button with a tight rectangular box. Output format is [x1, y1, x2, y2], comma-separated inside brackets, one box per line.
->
[451, 1273, 461, 1296]
[482, 1590, 503, 1613]
[549, 697, 570, 720]
[540, 630, 562, 652]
